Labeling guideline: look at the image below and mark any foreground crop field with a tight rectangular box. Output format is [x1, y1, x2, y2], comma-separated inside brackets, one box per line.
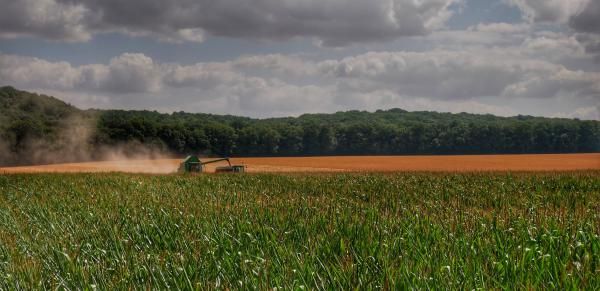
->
[1, 153, 599, 173]
[0, 172, 598, 289]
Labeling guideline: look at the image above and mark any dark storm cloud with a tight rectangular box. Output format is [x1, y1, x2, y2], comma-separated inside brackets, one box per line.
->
[569, 0, 600, 60]
[0, 0, 90, 41]
[569, 0, 600, 34]
[1, 0, 457, 45]
[576, 33, 600, 54]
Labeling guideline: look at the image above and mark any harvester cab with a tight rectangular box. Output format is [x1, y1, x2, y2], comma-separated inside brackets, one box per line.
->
[178, 155, 202, 173]
[178, 155, 245, 173]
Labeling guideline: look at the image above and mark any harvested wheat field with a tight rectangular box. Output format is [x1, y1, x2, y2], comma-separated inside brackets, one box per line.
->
[1, 153, 598, 173]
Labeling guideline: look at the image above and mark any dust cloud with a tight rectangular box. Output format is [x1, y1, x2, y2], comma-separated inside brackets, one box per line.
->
[0, 115, 173, 167]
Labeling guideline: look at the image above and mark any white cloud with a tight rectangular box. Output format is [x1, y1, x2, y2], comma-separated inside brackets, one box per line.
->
[102, 53, 162, 93]
[502, 68, 600, 99]
[1, 48, 598, 119]
[321, 51, 519, 99]
[523, 34, 583, 56]
[507, 0, 589, 23]
[554, 105, 600, 120]
[468, 22, 530, 34]
[320, 49, 600, 101]
[0, 54, 82, 89]
[332, 89, 518, 116]
[426, 23, 533, 51]
[0, 53, 161, 93]
[507, 0, 600, 60]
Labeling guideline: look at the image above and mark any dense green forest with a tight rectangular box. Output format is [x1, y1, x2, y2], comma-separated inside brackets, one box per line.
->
[1, 86, 599, 166]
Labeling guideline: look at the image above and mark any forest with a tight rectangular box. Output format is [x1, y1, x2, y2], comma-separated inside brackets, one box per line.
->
[1, 86, 598, 165]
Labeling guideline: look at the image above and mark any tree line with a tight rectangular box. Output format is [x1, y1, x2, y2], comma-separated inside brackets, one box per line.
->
[1, 86, 598, 166]
[96, 109, 599, 157]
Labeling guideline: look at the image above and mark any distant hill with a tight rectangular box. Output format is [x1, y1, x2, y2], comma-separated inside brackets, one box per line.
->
[0, 86, 98, 165]
[0, 86, 81, 133]
[1, 86, 599, 166]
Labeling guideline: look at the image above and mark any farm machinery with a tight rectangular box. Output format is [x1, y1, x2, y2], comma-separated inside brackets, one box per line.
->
[178, 155, 245, 173]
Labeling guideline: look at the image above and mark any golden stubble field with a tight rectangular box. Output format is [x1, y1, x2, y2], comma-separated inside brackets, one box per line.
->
[1, 153, 598, 174]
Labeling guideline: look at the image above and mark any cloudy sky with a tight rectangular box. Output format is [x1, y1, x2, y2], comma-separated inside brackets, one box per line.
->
[0, 0, 599, 119]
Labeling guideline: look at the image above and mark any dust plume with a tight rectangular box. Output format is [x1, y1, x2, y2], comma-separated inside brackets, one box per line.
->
[0, 114, 173, 167]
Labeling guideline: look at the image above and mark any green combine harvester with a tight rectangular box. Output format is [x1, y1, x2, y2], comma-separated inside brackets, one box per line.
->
[178, 155, 245, 173]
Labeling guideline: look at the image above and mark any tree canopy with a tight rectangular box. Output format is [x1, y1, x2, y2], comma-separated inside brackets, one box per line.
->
[1, 86, 598, 166]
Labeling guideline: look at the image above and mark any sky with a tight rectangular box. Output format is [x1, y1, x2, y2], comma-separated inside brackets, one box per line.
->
[0, 0, 599, 120]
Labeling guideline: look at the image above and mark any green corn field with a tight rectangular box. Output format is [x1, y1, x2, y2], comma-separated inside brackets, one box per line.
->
[0, 172, 598, 289]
